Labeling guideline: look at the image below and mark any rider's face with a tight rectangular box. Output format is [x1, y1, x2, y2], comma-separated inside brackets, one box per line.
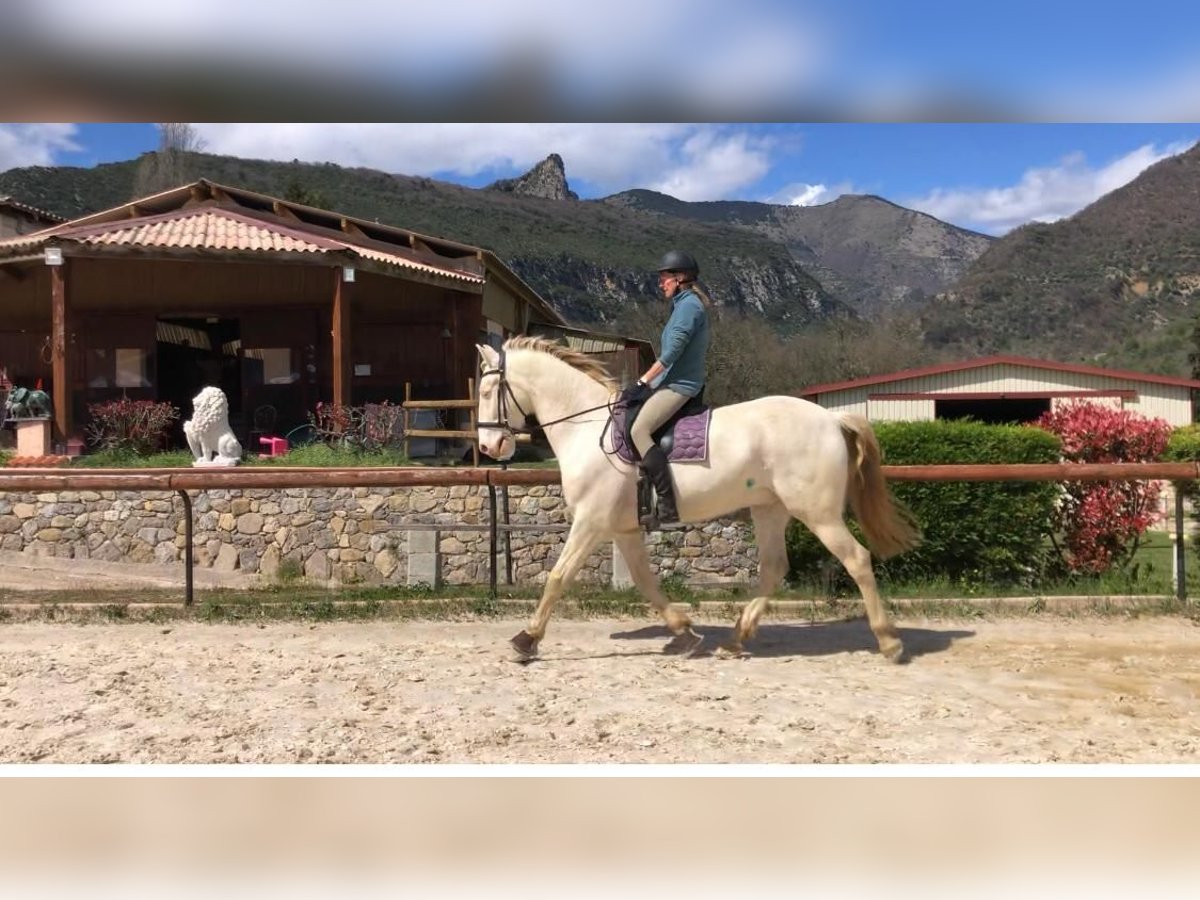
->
[658, 272, 681, 298]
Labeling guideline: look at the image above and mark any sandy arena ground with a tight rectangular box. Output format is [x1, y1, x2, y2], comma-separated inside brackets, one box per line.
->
[1, 614, 1198, 764]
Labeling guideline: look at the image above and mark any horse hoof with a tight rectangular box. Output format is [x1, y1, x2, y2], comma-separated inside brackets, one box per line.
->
[881, 641, 908, 664]
[510, 630, 540, 661]
[662, 629, 703, 658]
[715, 643, 748, 660]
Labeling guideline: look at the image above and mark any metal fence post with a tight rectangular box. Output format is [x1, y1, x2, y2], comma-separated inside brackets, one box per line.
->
[487, 482, 498, 599]
[500, 462, 512, 585]
[176, 489, 194, 607]
[1175, 483, 1187, 603]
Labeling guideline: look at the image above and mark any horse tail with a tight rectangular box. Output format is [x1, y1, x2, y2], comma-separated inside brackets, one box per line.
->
[837, 412, 921, 560]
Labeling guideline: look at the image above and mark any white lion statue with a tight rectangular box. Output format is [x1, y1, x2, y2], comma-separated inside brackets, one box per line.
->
[184, 386, 243, 467]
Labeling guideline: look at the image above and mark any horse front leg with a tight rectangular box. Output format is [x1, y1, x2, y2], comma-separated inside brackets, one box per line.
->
[612, 531, 703, 657]
[510, 517, 606, 661]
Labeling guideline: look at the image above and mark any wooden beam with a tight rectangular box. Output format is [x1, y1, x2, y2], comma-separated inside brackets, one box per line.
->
[331, 267, 352, 407]
[341, 218, 367, 239]
[273, 201, 301, 222]
[50, 262, 70, 440]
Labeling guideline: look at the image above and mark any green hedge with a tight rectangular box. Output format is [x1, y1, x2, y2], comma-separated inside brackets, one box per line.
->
[1162, 424, 1200, 567]
[787, 420, 1062, 589]
[1163, 423, 1200, 464]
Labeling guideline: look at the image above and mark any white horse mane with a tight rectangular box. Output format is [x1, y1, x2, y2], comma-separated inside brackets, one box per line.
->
[503, 336, 619, 391]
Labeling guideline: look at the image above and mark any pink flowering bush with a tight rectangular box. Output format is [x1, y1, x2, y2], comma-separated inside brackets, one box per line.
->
[1034, 401, 1171, 573]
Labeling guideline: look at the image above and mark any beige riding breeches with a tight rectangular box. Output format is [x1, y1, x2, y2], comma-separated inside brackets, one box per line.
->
[631, 387, 690, 457]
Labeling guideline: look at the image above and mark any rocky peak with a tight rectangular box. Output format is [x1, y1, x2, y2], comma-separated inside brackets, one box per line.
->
[487, 153, 578, 201]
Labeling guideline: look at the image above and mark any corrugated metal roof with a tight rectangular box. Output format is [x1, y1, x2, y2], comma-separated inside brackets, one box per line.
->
[0, 205, 484, 285]
[798, 354, 1200, 397]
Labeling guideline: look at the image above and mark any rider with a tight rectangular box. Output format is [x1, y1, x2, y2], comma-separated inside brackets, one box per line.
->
[620, 250, 713, 527]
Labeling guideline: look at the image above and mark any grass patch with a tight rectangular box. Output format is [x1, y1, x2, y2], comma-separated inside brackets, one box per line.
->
[64, 445, 568, 469]
[1, 572, 1198, 626]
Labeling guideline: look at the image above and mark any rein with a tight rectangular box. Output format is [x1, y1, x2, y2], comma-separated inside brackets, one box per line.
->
[478, 348, 616, 439]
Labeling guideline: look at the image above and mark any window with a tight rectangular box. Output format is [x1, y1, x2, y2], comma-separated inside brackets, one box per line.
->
[243, 348, 297, 386]
[114, 348, 150, 387]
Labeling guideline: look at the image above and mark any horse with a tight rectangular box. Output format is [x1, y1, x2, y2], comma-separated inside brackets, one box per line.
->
[476, 337, 921, 663]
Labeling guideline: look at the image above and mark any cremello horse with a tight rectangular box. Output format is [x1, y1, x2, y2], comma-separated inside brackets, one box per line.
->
[476, 337, 921, 662]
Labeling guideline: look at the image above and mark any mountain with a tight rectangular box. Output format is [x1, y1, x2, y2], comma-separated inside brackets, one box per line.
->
[486, 152, 578, 201]
[0, 151, 842, 329]
[604, 189, 993, 316]
[923, 141, 1200, 374]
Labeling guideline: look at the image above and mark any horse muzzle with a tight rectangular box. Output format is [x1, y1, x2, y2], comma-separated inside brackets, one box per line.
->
[478, 431, 515, 461]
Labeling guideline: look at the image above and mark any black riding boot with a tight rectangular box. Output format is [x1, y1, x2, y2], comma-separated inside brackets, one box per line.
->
[640, 445, 679, 528]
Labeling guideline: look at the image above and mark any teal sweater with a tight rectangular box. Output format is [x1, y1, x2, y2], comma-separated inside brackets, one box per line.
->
[655, 287, 709, 397]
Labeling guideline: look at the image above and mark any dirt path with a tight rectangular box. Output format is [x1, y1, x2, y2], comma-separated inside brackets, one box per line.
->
[2, 614, 1198, 764]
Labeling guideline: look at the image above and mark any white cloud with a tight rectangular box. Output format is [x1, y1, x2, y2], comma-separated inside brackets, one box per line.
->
[194, 123, 774, 201]
[905, 140, 1199, 234]
[0, 124, 81, 173]
[769, 180, 859, 206]
[645, 129, 775, 201]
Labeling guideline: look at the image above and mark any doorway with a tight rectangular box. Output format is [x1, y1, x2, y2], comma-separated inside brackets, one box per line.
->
[156, 317, 242, 446]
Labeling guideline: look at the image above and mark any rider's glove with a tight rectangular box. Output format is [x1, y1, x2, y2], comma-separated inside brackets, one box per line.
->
[619, 380, 652, 405]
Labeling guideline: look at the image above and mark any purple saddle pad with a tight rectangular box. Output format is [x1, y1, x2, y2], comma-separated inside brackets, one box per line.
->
[612, 402, 712, 464]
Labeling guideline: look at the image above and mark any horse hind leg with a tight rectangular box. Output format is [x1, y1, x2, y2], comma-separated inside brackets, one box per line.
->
[612, 531, 703, 657]
[803, 517, 905, 663]
[718, 502, 790, 659]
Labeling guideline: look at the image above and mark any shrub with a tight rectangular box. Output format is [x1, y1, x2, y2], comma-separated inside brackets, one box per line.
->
[85, 398, 180, 455]
[787, 420, 1062, 590]
[310, 401, 405, 451]
[1034, 401, 1171, 574]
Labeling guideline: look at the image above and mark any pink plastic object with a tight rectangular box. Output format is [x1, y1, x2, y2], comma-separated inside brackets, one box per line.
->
[258, 436, 289, 456]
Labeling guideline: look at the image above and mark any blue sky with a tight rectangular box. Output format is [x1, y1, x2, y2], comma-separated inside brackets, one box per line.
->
[1, 2, 1198, 235]
[2, 123, 1196, 236]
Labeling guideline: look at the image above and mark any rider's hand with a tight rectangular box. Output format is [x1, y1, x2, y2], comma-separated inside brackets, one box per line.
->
[619, 380, 651, 405]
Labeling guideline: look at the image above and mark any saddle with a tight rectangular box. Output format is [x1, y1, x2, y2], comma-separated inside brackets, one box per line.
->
[612, 392, 712, 465]
[612, 392, 713, 529]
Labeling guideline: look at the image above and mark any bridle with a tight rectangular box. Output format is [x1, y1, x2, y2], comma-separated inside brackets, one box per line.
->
[477, 347, 621, 444]
[476, 347, 533, 438]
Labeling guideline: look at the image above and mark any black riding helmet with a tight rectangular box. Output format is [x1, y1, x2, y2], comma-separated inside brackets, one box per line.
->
[656, 250, 699, 276]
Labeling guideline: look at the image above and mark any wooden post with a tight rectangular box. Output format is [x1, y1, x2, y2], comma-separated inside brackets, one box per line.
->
[403, 382, 412, 460]
[468, 377, 478, 467]
[50, 261, 70, 441]
[331, 267, 352, 407]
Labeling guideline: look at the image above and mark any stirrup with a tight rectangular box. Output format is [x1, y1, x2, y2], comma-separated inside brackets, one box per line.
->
[640, 496, 682, 532]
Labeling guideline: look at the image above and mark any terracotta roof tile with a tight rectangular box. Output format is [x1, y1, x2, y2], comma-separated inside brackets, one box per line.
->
[0, 206, 483, 285]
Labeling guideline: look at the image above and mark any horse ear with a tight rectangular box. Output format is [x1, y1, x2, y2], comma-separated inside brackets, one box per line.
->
[476, 343, 498, 368]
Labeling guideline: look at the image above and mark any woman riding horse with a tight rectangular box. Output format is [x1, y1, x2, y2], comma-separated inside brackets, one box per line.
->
[620, 250, 713, 528]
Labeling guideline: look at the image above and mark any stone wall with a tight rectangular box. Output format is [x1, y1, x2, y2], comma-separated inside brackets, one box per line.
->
[0, 485, 759, 588]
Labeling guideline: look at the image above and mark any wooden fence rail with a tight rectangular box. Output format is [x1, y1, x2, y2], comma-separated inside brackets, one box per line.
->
[1, 462, 1196, 605]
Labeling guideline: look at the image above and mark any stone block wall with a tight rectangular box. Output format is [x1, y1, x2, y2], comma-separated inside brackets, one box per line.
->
[0, 485, 759, 588]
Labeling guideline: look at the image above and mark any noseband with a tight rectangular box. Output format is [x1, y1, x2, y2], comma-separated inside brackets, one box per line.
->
[477, 348, 533, 439]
